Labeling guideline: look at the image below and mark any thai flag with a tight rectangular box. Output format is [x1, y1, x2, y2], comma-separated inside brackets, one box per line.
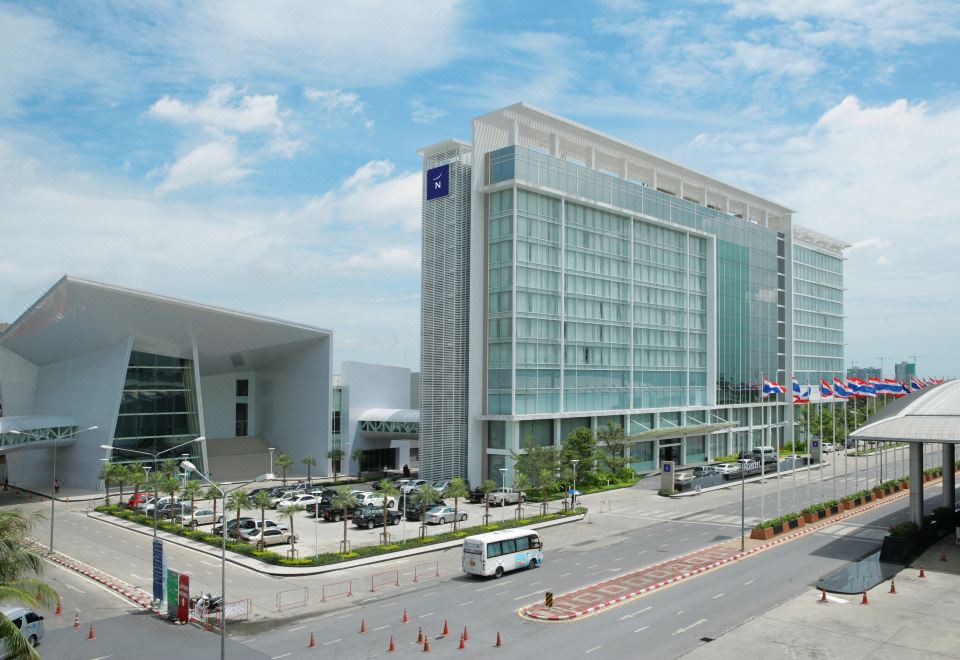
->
[833, 377, 854, 398]
[792, 376, 801, 397]
[858, 379, 877, 398]
[911, 378, 924, 390]
[820, 379, 833, 397]
[762, 379, 785, 397]
[869, 377, 885, 392]
[793, 385, 811, 404]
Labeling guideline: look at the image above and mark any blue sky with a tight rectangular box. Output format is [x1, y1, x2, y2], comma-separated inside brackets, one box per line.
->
[2, 1, 959, 378]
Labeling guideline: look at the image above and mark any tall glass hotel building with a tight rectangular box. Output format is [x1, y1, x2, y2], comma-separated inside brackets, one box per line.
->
[419, 104, 847, 484]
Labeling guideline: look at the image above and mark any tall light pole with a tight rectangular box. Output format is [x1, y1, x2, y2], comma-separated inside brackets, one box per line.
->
[739, 458, 748, 552]
[498, 468, 507, 523]
[268, 447, 276, 479]
[10, 425, 98, 554]
[570, 459, 580, 509]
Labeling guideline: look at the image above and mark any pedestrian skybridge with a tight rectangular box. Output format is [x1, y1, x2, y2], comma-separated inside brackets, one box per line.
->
[0, 415, 79, 451]
[358, 409, 419, 439]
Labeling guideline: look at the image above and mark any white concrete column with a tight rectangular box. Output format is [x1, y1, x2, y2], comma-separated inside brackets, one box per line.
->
[910, 442, 924, 525]
[943, 444, 955, 512]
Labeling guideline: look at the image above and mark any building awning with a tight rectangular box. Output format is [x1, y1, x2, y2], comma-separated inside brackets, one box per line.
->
[627, 421, 738, 442]
[850, 380, 960, 444]
[0, 415, 79, 450]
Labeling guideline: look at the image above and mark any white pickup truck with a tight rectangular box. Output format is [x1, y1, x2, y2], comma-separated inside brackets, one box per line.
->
[486, 488, 526, 506]
[352, 490, 397, 509]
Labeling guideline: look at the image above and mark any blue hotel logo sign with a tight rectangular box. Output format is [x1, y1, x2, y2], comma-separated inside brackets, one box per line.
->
[426, 164, 449, 200]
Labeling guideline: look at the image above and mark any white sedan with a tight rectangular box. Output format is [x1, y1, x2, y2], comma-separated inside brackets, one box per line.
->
[821, 442, 835, 452]
[243, 528, 295, 547]
[352, 490, 397, 509]
[276, 494, 317, 511]
[713, 463, 741, 476]
[176, 508, 216, 527]
[424, 506, 467, 525]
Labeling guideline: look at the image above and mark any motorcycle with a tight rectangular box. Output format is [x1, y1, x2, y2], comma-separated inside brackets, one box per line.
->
[190, 592, 223, 613]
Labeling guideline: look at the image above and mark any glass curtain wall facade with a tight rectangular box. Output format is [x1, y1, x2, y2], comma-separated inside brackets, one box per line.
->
[110, 350, 203, 471]
[486, 145, 777, 416]
[792, 244, 844, 385]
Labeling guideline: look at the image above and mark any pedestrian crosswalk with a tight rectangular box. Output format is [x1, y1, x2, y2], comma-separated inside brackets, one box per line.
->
[612, 509, 759, 528]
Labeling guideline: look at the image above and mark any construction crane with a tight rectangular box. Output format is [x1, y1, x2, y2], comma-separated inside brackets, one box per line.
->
[876, 356, 896, 379]
[908, 354, 933, 377]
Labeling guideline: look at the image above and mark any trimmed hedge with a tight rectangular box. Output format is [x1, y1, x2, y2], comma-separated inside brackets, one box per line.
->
[95, 504, 585, 567]
[756, 511, 802, 529]
[801, 499, 840, 514]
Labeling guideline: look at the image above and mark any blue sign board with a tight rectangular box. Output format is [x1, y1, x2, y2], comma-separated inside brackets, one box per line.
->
[663, 463, 672, 472]
[426, 164, 450, 200]
[812, 440, 820, 448]
[152, 539, 164, 601]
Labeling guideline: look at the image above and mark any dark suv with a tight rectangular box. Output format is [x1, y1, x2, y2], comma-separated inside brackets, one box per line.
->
[306, 489, 336, 515]
[405, 499, 445, 522]
[320, 499, 358, 522]
[352, 506, 402, 529]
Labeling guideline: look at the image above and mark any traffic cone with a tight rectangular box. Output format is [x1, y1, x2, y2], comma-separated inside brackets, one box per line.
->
[861, 590, 869, 605]
[459, 634, 466, 650]
[819, 589, 828, 603]
[360, 619, 367, 633]
[940, 548, 948, 562]
[919, 565, 926, 578]
[463, 626, 469, 641]
[308, 632, 317, 648]
[55, 602, 62, 616]
[88, 624, 96, 640]
[889, 579, 897, 594]
[417, 625, 424, 643]
[73, 612, 80, 629]
[402, 609, 409, 623]
[423, 636, 431, 652]
[388, 635, 396, 652]
[495, 631, 502, 647]
[441, 619, 449, 637]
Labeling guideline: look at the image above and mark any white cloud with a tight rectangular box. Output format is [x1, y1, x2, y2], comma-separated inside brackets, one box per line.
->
[304, 88, 374, 130]
[154, 138, 253, 194]
[409, 98, 446, 124]
[339, 247, 420, 273]
[148, 83, 283, 133]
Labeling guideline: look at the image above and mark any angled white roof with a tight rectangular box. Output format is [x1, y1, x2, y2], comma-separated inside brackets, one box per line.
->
[0, 277, 331, 375]
[358, 409, 420, 424]
[850, 381, 960, 443]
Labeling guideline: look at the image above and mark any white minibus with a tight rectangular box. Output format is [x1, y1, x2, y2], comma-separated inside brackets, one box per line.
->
[462, 528, 543, 578]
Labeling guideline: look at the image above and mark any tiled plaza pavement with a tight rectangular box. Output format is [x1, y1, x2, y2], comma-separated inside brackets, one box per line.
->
[522, 543, 741, 621]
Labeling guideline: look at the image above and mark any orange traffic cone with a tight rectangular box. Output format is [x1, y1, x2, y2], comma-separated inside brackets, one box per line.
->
[388, 635, 396, 652]
[423, 636, 431, 652]
[308, 632, 317, 648]
[889, 579, 897, 594]
[88, 624, 96, 640]
[819, 589, 828, 603]
[417, 625, 424, 643]
[402, 609, 409, 623]
[55, 602, 62, 616]
[73, 612, 80, 629]
[459, 634, 466, 650]
[861, 590, 869, 605]
[360, 619, 367, 633]
[441, 619, 449, 637]
[463, 626, 469, 641]
[495, 631, 502, 647]
[919, 565, 926, 578]
[940, 548, 948, 562]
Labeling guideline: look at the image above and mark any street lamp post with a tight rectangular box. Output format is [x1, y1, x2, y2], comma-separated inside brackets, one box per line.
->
[570, 459, 580, 509]
[268, 447, 276, 479]
[498, 468, 507, 523]
[739, 458, 748, 552]
[10, 425, 98, 554]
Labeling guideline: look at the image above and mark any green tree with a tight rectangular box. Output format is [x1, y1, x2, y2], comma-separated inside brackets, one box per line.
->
[378, 481, 401, 545]
[280, 504, 305, 553]
[327, 449, 344, 483]
[113, 464, 130, 507]
[513, 441, 559, 515]
[98, 463, 116, 506]
[160, 459, 178, 478]
[513, 472, 529, 519]
[351, 447, 365, 478]
[480, 479, 497, 524]
[275, 454, 293, 486]
[226, 491, 250, 540]
[411, 483, 441, 537]
[561, 427, 597, 479]
[181, 479, 204, 528]
[251, 490, 273, 540]
[160, 475, 180, 518]
[444, 478, 469, 531]
[597, 422, 629, 477]
[206, 482, 224, 525]
[330, 486, 356, 552]
[128, 462, 146, 504]
[302, 455, 317, 483]
[0, 510, 59, 659]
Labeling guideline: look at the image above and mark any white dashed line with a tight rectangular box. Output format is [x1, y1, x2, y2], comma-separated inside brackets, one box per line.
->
[374, 625, 390, 631]
[288, 626, 306, 632]
[586, 645, 604, 654]
[323, 639, 341, 646]
[559, 572, 572, 577]
[712, 593, 724, 599]
[744, 580, 754, 586]
[458, 600, 474, 607]
[634, 625, 649, 633]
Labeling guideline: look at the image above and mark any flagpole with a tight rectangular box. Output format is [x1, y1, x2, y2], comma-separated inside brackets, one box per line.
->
[806, 394, 812, 504]
[822, 396, 827, 500]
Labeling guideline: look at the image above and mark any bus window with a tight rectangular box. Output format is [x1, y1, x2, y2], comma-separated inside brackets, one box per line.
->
[487, 541, 502, 558]
[516, 536, 530, 551]
[528, 535, 542, 549]
[501, 538, 516, 554]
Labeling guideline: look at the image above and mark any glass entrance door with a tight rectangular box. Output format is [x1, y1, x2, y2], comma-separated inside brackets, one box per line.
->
[658, 443, 682, 466]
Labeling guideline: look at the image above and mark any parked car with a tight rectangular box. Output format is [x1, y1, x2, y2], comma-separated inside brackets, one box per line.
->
[486, 488, 525, 506]
[320, 500, 359, 522]
[244, 527, 295, 547]
[1, 606, 44, 653]
[306, 491, 336, 515]
[276, 494, 318, 511]
[400, 479, 429, 494]
[674, 472, 695, 483]
[352, 505, 402, 529]
[737, 451, 754, 461]
[784, 454, 806, 463]
[822, 442, 836, 453]
[156, 501, 192, 519]
[692, 465, 719, 477]
[142, 496, 179, 514]
[425, 506, 467, 525]
[272, 491, 302, 509]
[752, 446, 779, 463]
[212, 516, 255, 536]
[246, 487, 273, 498]
[177, 508, 217, 527]
[405, 499, 446, 522]
[352, 490, 397, 509]
[127, 492, 149, 509]
[430, 479, 453, 495]
[714, 463, 741, 477]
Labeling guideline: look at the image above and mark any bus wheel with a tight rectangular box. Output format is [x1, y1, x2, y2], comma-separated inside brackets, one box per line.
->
[528, 559, 538, 570]
[494, 566, 504, 579]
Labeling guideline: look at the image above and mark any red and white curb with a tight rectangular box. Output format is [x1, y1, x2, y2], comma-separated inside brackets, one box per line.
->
[522, 481, 927, 621]
[37, 543, 157, 612]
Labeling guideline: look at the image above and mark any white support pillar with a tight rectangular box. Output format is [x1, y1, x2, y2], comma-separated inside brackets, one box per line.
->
[909, 443, 924, 525]
[943, 444, 956, 512]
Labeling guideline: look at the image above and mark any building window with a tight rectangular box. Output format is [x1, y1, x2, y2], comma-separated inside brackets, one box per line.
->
[236, 403, 248, 437]
[236, 379, 249, 397]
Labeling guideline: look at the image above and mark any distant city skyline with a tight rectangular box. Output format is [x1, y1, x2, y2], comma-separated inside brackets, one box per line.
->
[1, 1, 958, 377]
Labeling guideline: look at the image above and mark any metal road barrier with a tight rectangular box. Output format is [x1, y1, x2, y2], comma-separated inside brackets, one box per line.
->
[223, 598, 251, 621]
[370, 569, 400, 592]
[276, 586, 308, 611]
[320, 580, 353, 602]
[413, 561, 440, 582]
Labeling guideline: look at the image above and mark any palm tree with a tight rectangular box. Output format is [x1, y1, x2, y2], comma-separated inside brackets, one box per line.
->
[181, 479, 204, 529]
[302, 455, 317, 483]
[411, 484, 440, 538]
[275, 454, 293, 486]
[251, 491, 273, 541]
[98, 463, 116, 506]
[444, 478, 469, 531]
[0, 510, 59, 659]
[128, 462, 146, 506]
[480, 479, 497, 525]
[160, 459, 178, 478]
[330, 486, 356, 553]
[351, 448, 365, 478]
[114, 464, 130, 507]
[327, 449, 344, 483]
[513, 473, 529, 520]
[206, 482, 224, 524]
[226, 491, 250, 540]
[378, 481, 400, 545]
[281, 503, 305, 555]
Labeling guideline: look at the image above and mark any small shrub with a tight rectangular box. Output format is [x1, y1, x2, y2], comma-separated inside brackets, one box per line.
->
[657, 488, 677, 497]
[888, 521, 919, 538]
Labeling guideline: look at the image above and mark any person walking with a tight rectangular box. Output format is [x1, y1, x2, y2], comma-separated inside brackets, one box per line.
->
[54, 478, 61, 495]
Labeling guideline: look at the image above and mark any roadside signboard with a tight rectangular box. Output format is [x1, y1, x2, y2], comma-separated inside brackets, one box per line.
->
[177, 573, 190, 624]
[166, 569, 179, 620]
[152, 539, 164, 602]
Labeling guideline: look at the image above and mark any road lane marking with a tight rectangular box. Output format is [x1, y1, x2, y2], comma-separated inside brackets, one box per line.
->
[588, 564, 599, 569]
[744, 580, 754, 586]
[634, 626, 649, 633]
[458, 601, 474, 607]
[374, 625, 390, 631]
[131, 573, 148, 581]
[559, 572, 572, 577]
[530, 580, 542, 586]
[476, 579, 514, 592]
[201, 560, 218, 567]
[679, 537, 689, 542]
[495, 590, 510, 595]
[271, 655, 292, 659]
[323, 639, 341, 646]
[64, 583, 84, 593]
[420, 612, 434, 618]
[712, 593, 724, 599]
[585, 645, 603, 654]
[637, 550, 646, 555]
[672, 619, 707, 636]
[89, 656, 114, 660]
[513, 591, 544, 601]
